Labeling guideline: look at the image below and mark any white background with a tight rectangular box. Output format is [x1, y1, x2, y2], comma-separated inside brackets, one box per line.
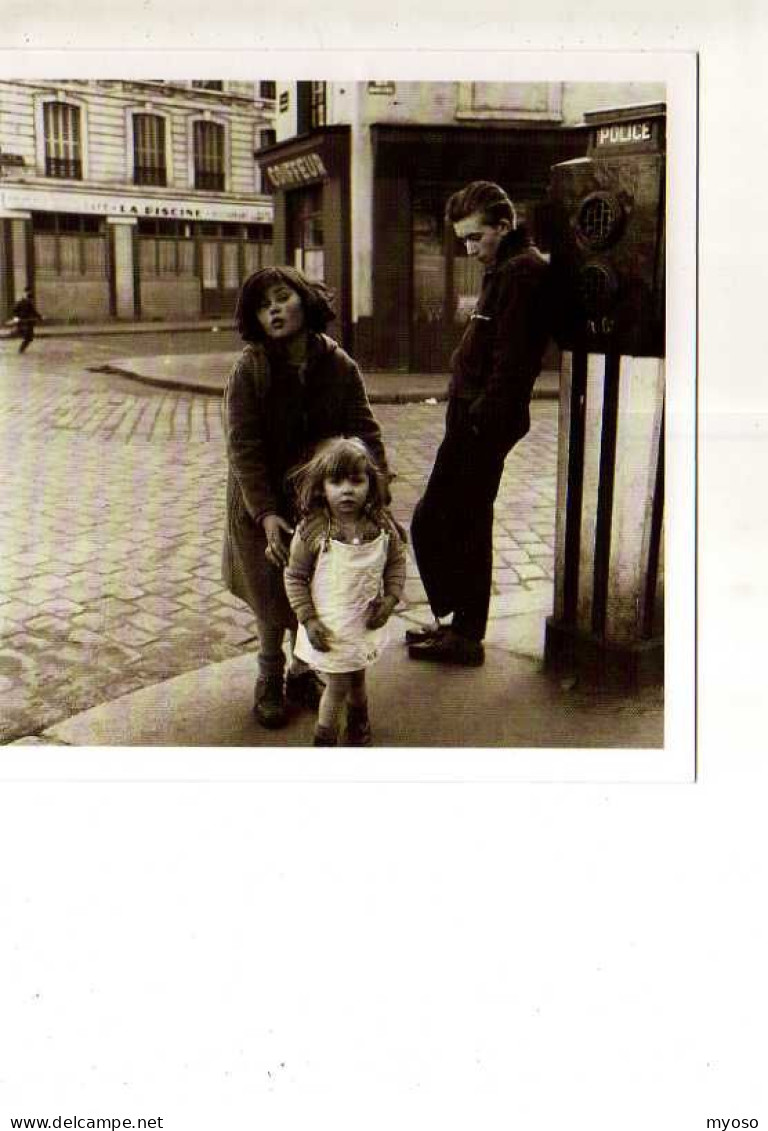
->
[1, 6, 766, 1130]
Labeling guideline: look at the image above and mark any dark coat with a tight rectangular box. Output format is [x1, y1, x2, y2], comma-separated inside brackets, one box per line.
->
[221, 332, 389, 627]
[12, 296, 42, 327]
[449, 226, 551, 447]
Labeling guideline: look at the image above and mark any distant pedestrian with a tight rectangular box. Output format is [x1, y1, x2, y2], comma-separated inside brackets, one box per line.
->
[8, 288, 42, 353]
[222, 265, 393, 731]
[408, 181, 552, 666]
[284, 437, 406, 746]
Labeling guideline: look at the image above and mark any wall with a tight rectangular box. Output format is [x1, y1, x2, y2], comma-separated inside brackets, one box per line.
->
[561, 83, 666, 126]
[275, 83, 298, 142]
[36, 277, 110, 322]
[360, 81, 459, 125]
[139, 277, 201, 321]
[0, 81, 37, 170]
[0, 80, 269, 195]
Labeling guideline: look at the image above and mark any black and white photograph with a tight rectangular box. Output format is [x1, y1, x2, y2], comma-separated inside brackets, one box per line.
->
[0, 62, 695, 770]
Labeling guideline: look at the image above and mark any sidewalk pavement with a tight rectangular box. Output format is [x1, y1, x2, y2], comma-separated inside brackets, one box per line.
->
[15, 587, 663, 749]
[3, 327, 661, 750]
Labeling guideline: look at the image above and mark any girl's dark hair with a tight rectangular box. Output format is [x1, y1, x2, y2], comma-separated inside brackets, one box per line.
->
[235, 265, 336, 343]
[445, 180, 517, 228]
[289, 436, 389, 519]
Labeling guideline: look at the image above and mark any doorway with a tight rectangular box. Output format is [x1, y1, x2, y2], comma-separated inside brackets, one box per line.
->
[199, 224, 241, 318]
[286, 185, 325, 282]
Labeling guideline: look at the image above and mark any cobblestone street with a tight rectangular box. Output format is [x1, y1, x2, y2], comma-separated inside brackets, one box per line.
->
[0, 337, 558, 743]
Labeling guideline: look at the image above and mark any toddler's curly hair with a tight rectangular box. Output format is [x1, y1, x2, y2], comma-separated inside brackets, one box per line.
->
[288, 436, 389, 520]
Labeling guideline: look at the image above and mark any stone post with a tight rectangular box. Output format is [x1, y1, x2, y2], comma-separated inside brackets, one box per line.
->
[545, 349, 664, 686]
[107, 216, 138, 320]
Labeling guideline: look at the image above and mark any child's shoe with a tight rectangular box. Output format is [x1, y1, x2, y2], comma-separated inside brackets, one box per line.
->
[313, 724, 338, 747]
[285, 668, 325, 710]
[253, 675, 287, 729]
[345, 703, 372, 747]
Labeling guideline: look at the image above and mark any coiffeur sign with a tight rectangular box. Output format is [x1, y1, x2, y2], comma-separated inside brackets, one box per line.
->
[266, 153, 328, 189]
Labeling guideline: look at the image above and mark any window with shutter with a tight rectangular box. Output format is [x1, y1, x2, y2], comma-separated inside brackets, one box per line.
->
[133, 114, 167, 187]
[193, 120, 225, 191]
[43, 102, 82, 179]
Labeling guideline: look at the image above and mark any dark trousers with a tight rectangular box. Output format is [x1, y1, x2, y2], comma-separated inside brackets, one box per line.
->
[17, 324, 34, 353]
[411, 398, 514, 642]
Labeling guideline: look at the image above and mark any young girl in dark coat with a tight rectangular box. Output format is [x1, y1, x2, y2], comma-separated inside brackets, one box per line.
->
[222, 266, 391, 730]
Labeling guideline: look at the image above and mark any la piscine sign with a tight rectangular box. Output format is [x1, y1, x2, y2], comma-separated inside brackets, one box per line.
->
[0, 186, 273, 224]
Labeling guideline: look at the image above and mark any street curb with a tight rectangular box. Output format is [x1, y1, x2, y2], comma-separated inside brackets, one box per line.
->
[88, 364, 232, 398]
[88, 364, 560, 404]
[9, 610, 663, 750]
[88, 364, 454, 403]
[39, 321, 236, 339]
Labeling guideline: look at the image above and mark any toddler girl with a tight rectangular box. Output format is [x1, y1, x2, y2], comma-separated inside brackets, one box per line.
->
[284, 437, 407, 746]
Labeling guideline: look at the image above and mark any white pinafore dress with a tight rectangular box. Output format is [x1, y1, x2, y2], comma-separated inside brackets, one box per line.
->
[294, 530, 391, 673]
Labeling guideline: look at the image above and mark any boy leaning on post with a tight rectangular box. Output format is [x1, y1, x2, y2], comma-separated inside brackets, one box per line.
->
[408, 180, 552, 667]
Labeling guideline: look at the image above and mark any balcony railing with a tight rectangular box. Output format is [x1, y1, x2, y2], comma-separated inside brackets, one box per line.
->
[45, 156, 82, 179]
[134, 165, 168, 187]
[194, 169, 225, 191]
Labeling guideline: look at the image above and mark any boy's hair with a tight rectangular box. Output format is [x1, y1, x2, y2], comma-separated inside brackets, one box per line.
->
[235, 265, 336, 343]
[289, 436, 389, 519]
[445, 181, 517, 228]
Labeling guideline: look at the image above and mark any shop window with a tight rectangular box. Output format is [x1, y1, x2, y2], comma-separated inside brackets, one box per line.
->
[243, 241, 274, 275]
[412, 196, 447, 324]
[43, 102, 82, 179]
[243, 223, 275, 275]
[133, 114, 167, 187]
[138, 218, 195, 277]
[193, 121, 225, 191]
[287, 186, 324, 282]
[245, 224, 273, 241]
[139, 237, 196, 277]
[222, 243, 240, 289]
[32, 213, 106, 278]
[32, 212, 57, 232]
[178, 241, 195, 274]
[139, 231, 195, 277]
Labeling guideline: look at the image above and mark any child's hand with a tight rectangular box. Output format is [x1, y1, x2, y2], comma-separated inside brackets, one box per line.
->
[305, 617, 332, 652]
[365, 595, 397, 629]
[262, 513, 294, 568]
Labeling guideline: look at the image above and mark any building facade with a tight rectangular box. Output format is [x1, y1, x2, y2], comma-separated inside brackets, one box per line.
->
[259, 80, 666, 371]
[0, 79, 276, 324]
